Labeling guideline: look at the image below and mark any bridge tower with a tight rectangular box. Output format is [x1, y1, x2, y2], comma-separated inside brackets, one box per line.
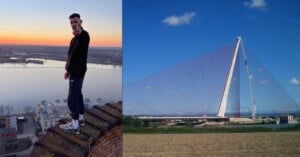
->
[217, 36, 256, 119]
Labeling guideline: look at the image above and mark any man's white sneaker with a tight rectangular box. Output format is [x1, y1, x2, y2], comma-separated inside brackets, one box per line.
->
[59, 122, 80, 135]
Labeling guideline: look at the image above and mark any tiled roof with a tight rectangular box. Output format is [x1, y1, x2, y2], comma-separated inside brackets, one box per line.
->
[30, 101, 122, 157]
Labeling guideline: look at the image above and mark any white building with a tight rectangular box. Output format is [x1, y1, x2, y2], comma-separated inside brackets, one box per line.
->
[279, 114, 297, 124]
[36, 101, 70, 135]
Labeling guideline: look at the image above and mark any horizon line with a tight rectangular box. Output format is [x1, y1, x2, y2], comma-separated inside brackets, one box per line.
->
[0, 43, 122, 48]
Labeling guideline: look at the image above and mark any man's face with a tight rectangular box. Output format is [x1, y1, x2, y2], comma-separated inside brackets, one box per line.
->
[70, 17, 82, 31]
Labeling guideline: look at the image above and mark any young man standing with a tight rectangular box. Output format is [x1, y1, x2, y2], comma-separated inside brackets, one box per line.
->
[60, 13, 90, 134]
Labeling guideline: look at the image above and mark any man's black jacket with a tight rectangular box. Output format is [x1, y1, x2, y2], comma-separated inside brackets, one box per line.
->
[66, 29, 90, 77]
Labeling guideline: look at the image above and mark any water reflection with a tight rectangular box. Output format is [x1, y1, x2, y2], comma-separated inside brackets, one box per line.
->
[0, 60, 122, 114]
[1, 58, 121, 69]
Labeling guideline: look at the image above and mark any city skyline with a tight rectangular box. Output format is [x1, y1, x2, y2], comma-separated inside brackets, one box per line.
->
[0, 0, 122, 47]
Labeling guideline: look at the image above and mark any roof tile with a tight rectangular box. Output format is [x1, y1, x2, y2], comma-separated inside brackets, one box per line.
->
[86, 108, 118, 127]
[95, 105, 122, 121]
[30, 102, 122, 157]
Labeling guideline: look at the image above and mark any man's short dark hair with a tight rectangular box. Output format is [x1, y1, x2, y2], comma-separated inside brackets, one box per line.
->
[69, 13, 80, 19]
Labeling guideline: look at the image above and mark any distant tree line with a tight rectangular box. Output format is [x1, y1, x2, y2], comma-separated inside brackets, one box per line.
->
[123, 115, 167, 128]
[123, 115, 142, 127]
[123, 115, 152, 128]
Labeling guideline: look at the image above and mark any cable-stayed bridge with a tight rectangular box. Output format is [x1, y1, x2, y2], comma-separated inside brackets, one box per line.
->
[124, 37, 300, 118]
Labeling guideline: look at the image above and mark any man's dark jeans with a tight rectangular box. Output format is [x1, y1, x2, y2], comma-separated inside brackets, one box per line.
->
[68, 75, 85, 120]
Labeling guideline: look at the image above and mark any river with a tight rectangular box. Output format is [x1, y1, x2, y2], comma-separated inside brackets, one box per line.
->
[0, 60, 122, 114]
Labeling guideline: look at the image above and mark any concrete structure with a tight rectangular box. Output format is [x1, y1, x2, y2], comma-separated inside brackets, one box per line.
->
[218, 36, 242, 117]
[36, 101, 70, 135]
[279, 114, 297, 124]
[229, 117, 254, 124]
[137, 116, 229, 122]
[217, 36, 256, 119]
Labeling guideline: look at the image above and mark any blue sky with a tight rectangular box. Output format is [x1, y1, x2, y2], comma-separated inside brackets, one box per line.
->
[123, 0, 300, 104]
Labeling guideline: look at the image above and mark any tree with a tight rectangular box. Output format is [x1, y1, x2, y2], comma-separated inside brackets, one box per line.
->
[123, 115, 133, 126]
[133, 119, 141, 127]
[142, 120, 150, 127]
[123, 115, 142, 128]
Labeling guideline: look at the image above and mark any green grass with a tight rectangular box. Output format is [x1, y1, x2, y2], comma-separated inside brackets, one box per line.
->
[123, 124, 300, 134]
[123, 115, 300, 133]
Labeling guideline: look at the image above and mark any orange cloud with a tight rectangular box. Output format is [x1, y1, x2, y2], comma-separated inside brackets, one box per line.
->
[0, 33, 68, 46]
[0, 34, 121, 47]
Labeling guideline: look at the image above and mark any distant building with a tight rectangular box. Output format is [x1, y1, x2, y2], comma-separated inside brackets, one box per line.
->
[0, 115, 17, 129]
[36, 101, 70, 135]
[0, 115, 17, 140]
[279, 114, 296, 124]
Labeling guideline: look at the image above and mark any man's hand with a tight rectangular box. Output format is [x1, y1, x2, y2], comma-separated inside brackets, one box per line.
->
[64, 71, 69, 80]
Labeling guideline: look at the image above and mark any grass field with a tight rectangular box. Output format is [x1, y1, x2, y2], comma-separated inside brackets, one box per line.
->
[123, 132, 300, 157]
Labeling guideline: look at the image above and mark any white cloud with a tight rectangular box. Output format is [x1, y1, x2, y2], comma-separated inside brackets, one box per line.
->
[145, 85, 152, 89]
[259, 79, 270, 85]
[244, 0, 266, 9]
[290, 77, 299, 85]
[162, 12, 196, 26]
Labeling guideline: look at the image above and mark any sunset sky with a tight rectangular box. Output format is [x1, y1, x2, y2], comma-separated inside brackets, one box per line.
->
[0, 0, 122, 47]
